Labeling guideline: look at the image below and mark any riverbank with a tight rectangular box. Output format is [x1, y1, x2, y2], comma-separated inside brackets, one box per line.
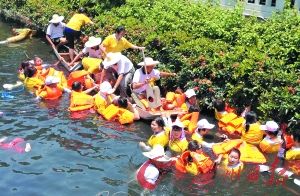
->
[1, 0, 299, 130]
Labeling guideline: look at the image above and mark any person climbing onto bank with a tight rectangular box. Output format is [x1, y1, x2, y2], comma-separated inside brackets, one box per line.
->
[101, 26, 145, 54]
[46, 14, 66, 50]
[64, 8, 94, 61]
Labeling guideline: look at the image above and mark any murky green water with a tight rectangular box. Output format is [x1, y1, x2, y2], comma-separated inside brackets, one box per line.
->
[0, 18, 299, 195]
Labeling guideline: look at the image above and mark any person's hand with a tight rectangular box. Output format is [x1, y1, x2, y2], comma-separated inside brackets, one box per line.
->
[139, 47, 145, 51]
[139, 142, 146, 148]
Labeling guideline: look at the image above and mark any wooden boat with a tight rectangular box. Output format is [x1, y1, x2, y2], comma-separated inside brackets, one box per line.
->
[136, 107, 186, 120]
[52, 45, 81, 72]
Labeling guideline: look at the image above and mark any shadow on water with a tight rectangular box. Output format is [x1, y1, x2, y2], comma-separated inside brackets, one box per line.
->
[0, 18, 299, 195]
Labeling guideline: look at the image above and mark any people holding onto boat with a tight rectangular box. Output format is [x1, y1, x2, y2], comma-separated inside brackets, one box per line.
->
[191, 119, 216, 148]
[181, 89, 199, 112]
[100, 52, 135, 97]
[101, 26, 145, 54]
[35, 76, 64, 100]
[139, 117, 170, 152]
[175, 140, 214, 175]
[168, 120, 188, 154]
[285, 131, 300, 160]
[241, 111, 264, 145]
[132, 57, 176, 109]
[69, 81, 96, 112]
[64, 8, 94, 61]
[68, 36, 104, 74]
[23, 65, 44, 91]
[136, 145, 174, 190]
[259, 121, 282, 153]
[46, 14, 66, 50]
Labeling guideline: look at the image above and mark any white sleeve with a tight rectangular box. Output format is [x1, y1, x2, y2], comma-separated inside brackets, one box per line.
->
[117, 58, 126, 75]
[154, 69, 160, 79]
[46, 25, 52, 36]
[202, 141, 215, 149]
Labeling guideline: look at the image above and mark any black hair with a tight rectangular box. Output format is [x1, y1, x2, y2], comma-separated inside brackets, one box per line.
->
[20, 61, 30, 70]
[72, 81, 82, 91]
[214, 99, 226, 112]
[117, 97, 128, 109]
[24, 65, 37, 78]
[293, 131, 300, 143]
[115, 26, 126, 34]
[153, 117, 165, 128]
[78, 7, 86, 13]
[170, 114, 178, 122]
[267, 130, 279, 137]
[229, 148, 241, 159]
[245, 111, 257, 132]
[188, 105, 199, 113]
[188, 140, 200, 152]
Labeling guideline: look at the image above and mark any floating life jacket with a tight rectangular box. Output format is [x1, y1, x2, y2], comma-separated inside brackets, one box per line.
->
[218, 113, 245, 135]
[36, 85, 63, 100]
[212, 139, 243, 155]
[147, 130, 169, 148]
[69, 91, 94, 112]
[82, 57, 102, 74]
[94, 94, 108, 115]
[285, 147, 300, 160]
[239, 142, 266, 164]
[259, 136, 281, 153]
[101, 104, 135, 125]
[175, 151, 214, 175]
[118, 108, 134, 125]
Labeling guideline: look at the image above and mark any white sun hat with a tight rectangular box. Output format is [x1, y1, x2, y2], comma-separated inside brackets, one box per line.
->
[84, 36, 102, 48]
[49, 14, 64, 23]
[142, 145, 171, 162]
[138, 57, 160, 66]
[45, 76, 60, 85]
[185, 89, 196, 98]
[172, 119, 184, 128]
[260, 121, 279, 132]
[102, 52, 122, 69]
[197, 119, 215, 130]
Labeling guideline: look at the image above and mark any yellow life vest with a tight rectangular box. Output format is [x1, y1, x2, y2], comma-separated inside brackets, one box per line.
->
[285, 147, 300, 160]
[239, 142, 266, 164]
[147, 131, 169, 148]
[215, 110, 228, 121]
[24, 77, 44, 91]
[259, 136, 281, 153]
[118, 108, 134, 125]
[241, 123, 264, 145]
[102, 104, 120, 121]
[169, 138, 188, 154]
[69, 91, 94, 112]
[82, 57, 102, 74]
[94, 94, 107, 115]
[191, 132, 204, 145]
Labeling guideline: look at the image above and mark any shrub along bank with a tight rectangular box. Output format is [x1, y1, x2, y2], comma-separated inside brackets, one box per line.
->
[1, 0, 299, 130]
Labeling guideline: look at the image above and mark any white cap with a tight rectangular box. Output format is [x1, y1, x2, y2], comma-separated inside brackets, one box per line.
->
[144, 164, 159, 184]
[84, 36, 102, 48]
[197, 119, 215, 129]
[142, 145, 171, 162]
[102, 52, 122, 69]
[99, 81, 112, 96]
[260, 121, 279, 132]
[172, 119, 184, 128]
[45, 76, 60, 85]
[185, 89, 196, 98]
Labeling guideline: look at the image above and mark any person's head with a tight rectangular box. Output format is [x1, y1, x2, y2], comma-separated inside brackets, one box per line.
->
[117, 97, 128, 109]
[260, 121, 279, 138]
[197, 119, 215, 136]
[34, 56, 43, 66]
[214, 99, 226, 112]
[138, 57, 159, 74]
[151, 117, 165, 133]
[72, 81, 82, 91]
[49, 14, 64, 26]
[19, 61, 30, 70]
[245, 111, 257, 132]
[228, 148, 241, 166]
[188, 105, 199, 113]
[171, 120, 185, 140]
[24, 65, 37, 78]
[115, 26, 126, 39]
[170, 114, 178, 122]
[185, 89, 197, 106]
[188, 140, 201, 152]
[78, 7, 86, 14]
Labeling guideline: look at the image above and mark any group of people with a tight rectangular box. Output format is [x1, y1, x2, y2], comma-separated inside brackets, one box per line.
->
[136, 100, 300, 190]
[14, 9, 300, 191]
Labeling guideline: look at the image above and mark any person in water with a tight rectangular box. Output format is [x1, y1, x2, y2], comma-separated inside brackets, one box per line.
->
[181, 89, 199, 112]
[191, 119, 216, 148]
[139, 117, 169, 151]
[241, 111, 264, 145]
[168, 120, 188, 154]
[259, 121, 282, 153]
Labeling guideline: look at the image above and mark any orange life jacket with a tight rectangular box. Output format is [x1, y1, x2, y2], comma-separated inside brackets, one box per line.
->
[36, 85, 63, 100]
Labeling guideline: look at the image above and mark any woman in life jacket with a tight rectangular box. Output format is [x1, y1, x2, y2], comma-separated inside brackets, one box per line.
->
[168, 120, 188, 154]
[259, 121, 282, 153]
